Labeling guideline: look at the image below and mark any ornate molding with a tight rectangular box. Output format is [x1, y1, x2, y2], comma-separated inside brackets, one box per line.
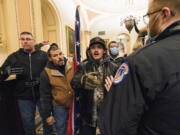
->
[30, 0, 36, 38]
[14, 0, 20, 47]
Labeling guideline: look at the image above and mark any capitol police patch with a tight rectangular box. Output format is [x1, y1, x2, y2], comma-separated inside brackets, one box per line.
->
[113, 63, 129, 85]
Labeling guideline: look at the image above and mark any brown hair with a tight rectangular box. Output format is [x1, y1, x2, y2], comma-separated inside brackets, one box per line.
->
[47, 43, 59, 57]
[20, 32, 33, 37]
[108, 41, 117, 48]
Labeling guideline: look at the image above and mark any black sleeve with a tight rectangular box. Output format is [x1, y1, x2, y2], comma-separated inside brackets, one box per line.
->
[0, 67, 7, 81]
[99, 60, 146, 135]
[71, 63, 85, 90]
[0, 54, 16, 81]
[41, 51, 48, 66]
[35, 43, 45, 50]
[40, 70, 53, 118]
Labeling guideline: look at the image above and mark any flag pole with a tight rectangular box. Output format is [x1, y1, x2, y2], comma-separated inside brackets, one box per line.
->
[67, 5, 81, 135]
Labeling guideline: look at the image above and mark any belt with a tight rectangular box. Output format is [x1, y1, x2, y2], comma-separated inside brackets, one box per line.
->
[24, 80, 39, 87]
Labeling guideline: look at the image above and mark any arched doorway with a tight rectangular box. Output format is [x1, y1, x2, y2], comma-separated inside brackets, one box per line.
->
[41, 0, 61, 46]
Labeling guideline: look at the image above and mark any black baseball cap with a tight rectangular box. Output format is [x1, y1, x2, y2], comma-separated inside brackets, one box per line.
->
[89, 37, 106, 49]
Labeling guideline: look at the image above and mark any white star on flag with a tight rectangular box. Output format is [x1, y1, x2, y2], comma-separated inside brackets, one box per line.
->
[76, 20, 79, 25]
[76, 41, 80, 46]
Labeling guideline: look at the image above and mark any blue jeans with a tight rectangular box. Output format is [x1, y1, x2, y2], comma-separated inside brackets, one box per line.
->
[18, 99, 53, 135]
[53, 106, 68, 135]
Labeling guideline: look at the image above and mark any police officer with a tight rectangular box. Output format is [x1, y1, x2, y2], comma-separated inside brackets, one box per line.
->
[100, 0, 180, 135]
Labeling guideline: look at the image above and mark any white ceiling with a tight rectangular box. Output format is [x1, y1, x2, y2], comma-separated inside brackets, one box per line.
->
[77, 0, 148, 15]
[75, 0, 148, 29]
[75, 0, 148, 40]
[52, 0, 149, 41]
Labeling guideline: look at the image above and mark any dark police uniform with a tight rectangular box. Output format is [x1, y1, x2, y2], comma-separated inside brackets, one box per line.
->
[100, 21, 180, 135]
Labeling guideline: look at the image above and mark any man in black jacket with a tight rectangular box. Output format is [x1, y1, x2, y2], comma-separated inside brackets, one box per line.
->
[0, 32, 52, 135]
[100, 0, 180, 135]
[71, 37, 118, 135]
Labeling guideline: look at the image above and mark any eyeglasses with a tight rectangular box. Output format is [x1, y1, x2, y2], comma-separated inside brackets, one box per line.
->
[143, 9, 162, 24]
[19, 38, 33, 41]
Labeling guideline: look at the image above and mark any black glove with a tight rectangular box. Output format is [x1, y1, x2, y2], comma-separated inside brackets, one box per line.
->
[4, 66, 24, 75]
[81, 72, 101, 90]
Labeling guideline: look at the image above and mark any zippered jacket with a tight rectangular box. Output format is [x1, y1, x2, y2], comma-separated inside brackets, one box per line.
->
[1, 48, 48, 99]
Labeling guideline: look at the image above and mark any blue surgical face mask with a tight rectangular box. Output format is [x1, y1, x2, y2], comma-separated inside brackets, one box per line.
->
[110, 47, 119, 56]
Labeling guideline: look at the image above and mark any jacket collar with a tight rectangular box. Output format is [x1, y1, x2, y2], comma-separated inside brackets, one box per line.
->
[51, 69, 63, 77]
[19, 47, 39, 54]
[47, 58, 72, 77]
[154, 21, 180, 41]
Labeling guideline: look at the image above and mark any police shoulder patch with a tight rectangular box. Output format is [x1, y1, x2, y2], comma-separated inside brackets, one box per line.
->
[113, 63, 129, 85]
